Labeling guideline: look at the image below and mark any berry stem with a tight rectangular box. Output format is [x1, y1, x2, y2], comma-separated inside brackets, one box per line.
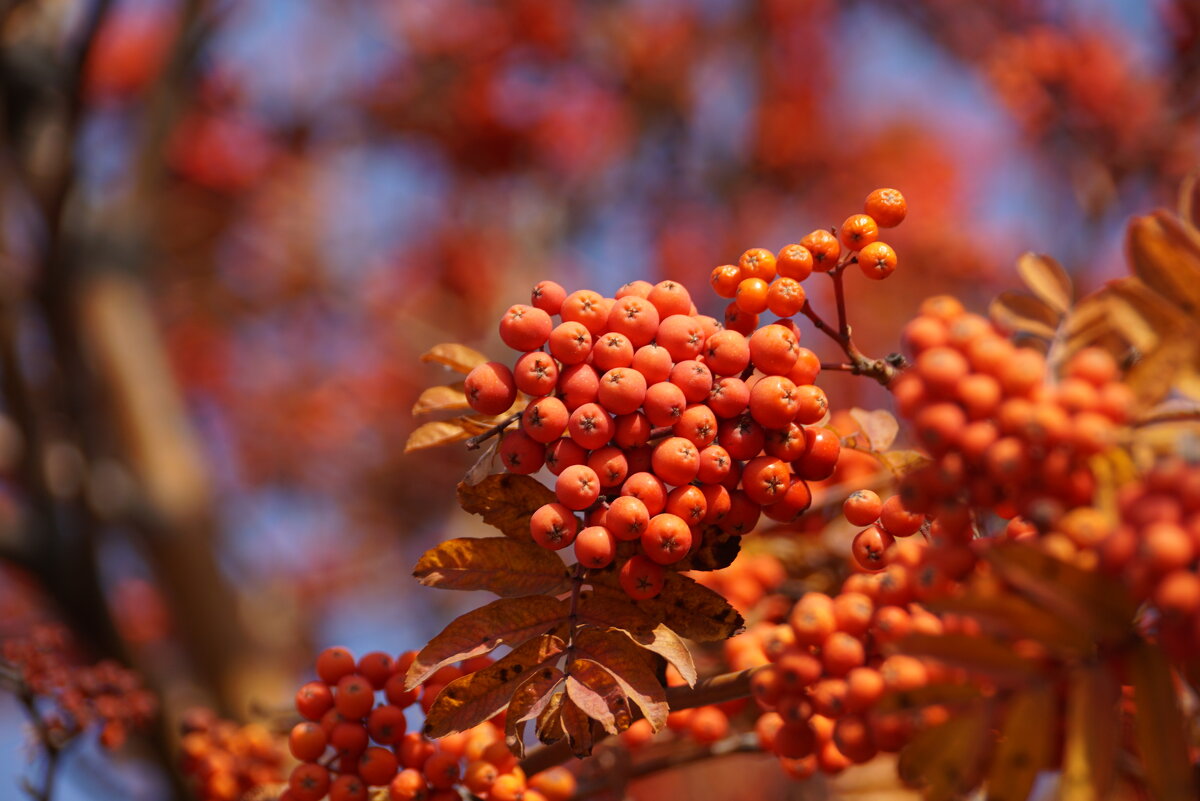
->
[800, 299, 900, 387]
[465, 411, 522, 450]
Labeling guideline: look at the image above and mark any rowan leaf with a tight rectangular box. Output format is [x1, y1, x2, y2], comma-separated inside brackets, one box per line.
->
[923, 589, 1093, 654]
[413, 537, 572, 597]
[1127, 210, 1200, 317]
[849, 408, 900, 451]
[983, 543, 1135, 642]
[877, 682, 982, 714]
[457, 474, 558, 543]
[413, 383, 471, 415]
[673, 525, 741, 572]
[406, 596, 570, 689]
[405, 420, 473, 452]
[1129, 640, 1196, 801]
[504, 667, 564, 758]
[1127, 336, 1200, 409]
[421, 343, 489, 373]
[1016, 252, 1072, 314]
[1059, 663, 1119, 801]
[535, 690, 565, 746]
[989, 291, 1060, 340]
[1180, 169, 1200, 233]
[422, 630, 568, 738]
[566, 659, 633, 735]
[876, 449, 932, 477]
[576, 590, 697, 686]
[574, 627, 668, 731]
[897, 702, 990, 801]
[589, 569, 743, 643]
[462, 439, 500, 486]
[984, 683, 1055, 801]
[894, 634, 1040, 685]
[560, 696, 598, 758]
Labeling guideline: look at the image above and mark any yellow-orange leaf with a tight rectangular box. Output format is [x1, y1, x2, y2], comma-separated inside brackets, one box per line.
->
[877, 683, 982, 714]
[1180, 169, 1200, 233]
[1060, 664, 1119, 801]
[412, 383, 471, 415]
[457, 474, 558, 543]
[894, 634, 1039, 685]
[1016, 252, 1073, 314]
[1127, 210, 1200, 317]
[984, 683, 1055, 801]
[923, 590, 1093, 655]
[876, 449, 932, 477]
[566, 659, 633, 735]
[1127, 336, 1200, 409]
[504, 667, 564, 758]
[535, 690, 565, 746]
[406, 596, 569, 689]
[405, 420, 473, 452]
[413, 537, 571, 597]
[1129, 640, 1196, 801]
[849, 408, 899, 452]
[421, 343, 489, 373]
[897, 702, 990, 801]
[423, 630, 567, 738]
[574, 627, 668, 731]
[577, 590, 697, 686]
[989, 291, 1060, 340]
[984, 543, 1135, 642]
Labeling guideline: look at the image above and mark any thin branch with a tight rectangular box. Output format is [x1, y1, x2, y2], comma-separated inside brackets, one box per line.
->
[574, 733, 763, 799]
[465, 411, 522, 450]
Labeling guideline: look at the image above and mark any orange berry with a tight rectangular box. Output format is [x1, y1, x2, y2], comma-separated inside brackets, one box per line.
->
[839, 214, 879, 251]
[735, 277, 770, 314]
[710, 264, 742, 298]
[766, 277, 807, 317]
[843, 490, 882, 526]
[619, 554, 666, 599]
[858, 241, 896, 280]
[800, 229, 840, 272]
[739, 248, 777, 282]
[864, 188, 906, 227]
[776, 243, 814, 281]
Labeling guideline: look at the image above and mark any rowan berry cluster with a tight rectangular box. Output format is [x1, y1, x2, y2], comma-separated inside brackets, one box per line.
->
[180, 709, 285, 801]
[463, 189, 907, 601]
[689, 551, 787, 614]
[286, 646, 576, 801]
[893, 296, 1131, 530]
[1, 624, 157, 750]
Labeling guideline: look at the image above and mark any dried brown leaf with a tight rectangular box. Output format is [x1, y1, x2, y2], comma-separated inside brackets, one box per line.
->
[1180, 169, 1200, 233]
[897, 702, 990, 801]
[984, 683, 1055, 801]
[1127, 337, 1200, 409]
[560, 696, 598, 758]
[457, 474, 558, 543]
[576, 590, 697, 686]
[535, 690, 565, 746]
[405, 420, 473, 452]
[574, 627, 668, 731]
[989, 291, 1060, 340]
[1059, 663, 1119, 801]
[922, 589, 1093, 654]
[875, 449, 932, 478]
[566, 659, 633, 735]
[423, 630, 568, 738]
[589, 569, 743, 642]
[1127, 210, 1200, 316]
[406, 596, 569, 689]
[849, 408, 899, 452]
[504, 667, 564, 758]
[672, 525, 741, 572]
[421, 343, 489, 373]
[1016, 252, 1072, 314]
[1130, 640, 1196, 801]
[894, 634, 1039, 685]
[413, 537, 572, 597]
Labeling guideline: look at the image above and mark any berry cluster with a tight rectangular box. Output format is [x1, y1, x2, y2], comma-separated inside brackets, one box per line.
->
[463, 189, 907, 601]
[689, 551, 787, 614]
[286, 647, 576, 801]
[620, 664, 746, 751]
[894, 297, 1131, 529]
[724, 588, 942, 779]
[1, 624, 157, 750]
[180, 709, 285, 801]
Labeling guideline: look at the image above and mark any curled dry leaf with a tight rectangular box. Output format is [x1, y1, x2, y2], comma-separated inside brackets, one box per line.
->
[1127, 210, 1200, 317]
[422, 630, 568, 738]
[421, 342, 489, 373]
[589, 569, 744, 642]
[576, 590, 697, 686]
[983, 683, 1055, 801]
[457, 474, 558, 543]
[504, 667, 564, 758]
[848, 407, 899, 452]
[565, 659, 633, 735]
[560, 696, 598, 758]
[989, 290, 1061, 340]
[412, 537, 572, 597]
[412, 383, 470, 415]
[535, 690, 566, 746]
[1016, 252, 1072, 314]
[574, 627, 669, 731]
[405, 595, 569, 689]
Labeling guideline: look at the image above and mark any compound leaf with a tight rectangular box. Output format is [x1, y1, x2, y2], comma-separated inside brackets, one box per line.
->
[457, 474, 558, 543]
[413, 537, 571, 597]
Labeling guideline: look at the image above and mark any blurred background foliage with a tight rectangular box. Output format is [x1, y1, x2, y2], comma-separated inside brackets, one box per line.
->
[0, 0, 1196, 797]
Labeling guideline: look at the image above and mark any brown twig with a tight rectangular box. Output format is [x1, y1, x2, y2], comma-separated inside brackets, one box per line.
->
[465, 411, 522, 450]
[573, 732, 763, 799]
